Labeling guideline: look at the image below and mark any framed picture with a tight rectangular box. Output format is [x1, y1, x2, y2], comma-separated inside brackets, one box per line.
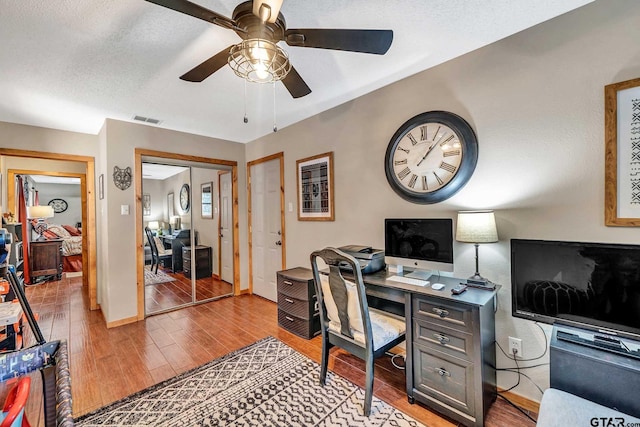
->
[201, 182, 213, 219]
[167, 192, 174, 218]
[142, 194, 151, 216]
[605, 77, 640, 226]
[98, 174, 104, 200]
[296, 152, 334, 221]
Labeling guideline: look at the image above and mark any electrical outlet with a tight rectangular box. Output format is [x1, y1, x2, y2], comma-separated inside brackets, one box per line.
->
[509, 337, 523, 357]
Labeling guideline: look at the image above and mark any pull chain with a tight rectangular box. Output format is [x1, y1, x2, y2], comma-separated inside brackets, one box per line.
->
[273, 82, 278, 132]
[243, 79, 248, 124]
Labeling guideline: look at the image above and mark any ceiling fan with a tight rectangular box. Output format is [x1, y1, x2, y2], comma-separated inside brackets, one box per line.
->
[145, 0, 393, 98]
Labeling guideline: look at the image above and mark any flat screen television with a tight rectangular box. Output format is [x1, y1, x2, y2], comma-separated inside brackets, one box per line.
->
[511, 238, 640, 339]
[384, 218, 454, 275]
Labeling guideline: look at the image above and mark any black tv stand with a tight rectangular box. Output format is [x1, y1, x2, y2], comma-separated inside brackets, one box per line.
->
[551, 324, 640, 417]
[556, 329, 640, 360]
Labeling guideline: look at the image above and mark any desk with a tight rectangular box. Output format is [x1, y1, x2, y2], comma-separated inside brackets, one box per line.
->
[359, 270, 499, 427]
[160, 233, 190, 273]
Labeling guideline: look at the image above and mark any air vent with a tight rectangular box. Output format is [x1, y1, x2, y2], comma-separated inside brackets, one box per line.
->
[133, 115, 162, 125]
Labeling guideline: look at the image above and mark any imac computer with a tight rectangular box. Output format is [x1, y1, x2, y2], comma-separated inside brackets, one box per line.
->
[384, 218, 454, 279]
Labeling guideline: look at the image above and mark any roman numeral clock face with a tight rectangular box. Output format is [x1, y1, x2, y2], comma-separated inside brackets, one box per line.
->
[384, 111, 478, 204]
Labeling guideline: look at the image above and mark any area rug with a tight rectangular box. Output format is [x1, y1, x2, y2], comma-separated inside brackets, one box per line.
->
[144, 266, 173, 285]
[74, 336, 424, 427]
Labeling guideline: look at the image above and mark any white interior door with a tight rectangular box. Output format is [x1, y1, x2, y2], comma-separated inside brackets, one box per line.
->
[219, 171, 233, 284]
[250, 159, 282, 302]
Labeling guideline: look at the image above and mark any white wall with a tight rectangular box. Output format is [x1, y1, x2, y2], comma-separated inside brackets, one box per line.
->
[245, 0, 640, 402]
[36, 182, 81, 226]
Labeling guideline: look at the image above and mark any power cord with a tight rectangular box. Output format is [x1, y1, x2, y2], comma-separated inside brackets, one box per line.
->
[385, 351, 406, 370]
[498, 322, 549, 362]
[496, 394, 537, 424]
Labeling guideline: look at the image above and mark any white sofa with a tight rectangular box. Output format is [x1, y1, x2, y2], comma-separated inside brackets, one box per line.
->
[537, 388, 640, 427]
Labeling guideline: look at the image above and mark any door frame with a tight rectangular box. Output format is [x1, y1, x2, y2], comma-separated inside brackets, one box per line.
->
[134, 148, 240, 320]
[246, 152, 286, 295]
[0, 148, 98, 310]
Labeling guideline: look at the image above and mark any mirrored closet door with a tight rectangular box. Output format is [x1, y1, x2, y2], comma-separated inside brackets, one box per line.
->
[142, 159, 234, 316]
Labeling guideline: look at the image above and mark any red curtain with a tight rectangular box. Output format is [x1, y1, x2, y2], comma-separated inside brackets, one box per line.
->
[17, 175, 30, 284]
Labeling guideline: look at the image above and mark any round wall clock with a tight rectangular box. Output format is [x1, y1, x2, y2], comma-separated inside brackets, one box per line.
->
[384, 111, 478, 204]
[180, 183, 190, 212]
[48, 198, 68, 213]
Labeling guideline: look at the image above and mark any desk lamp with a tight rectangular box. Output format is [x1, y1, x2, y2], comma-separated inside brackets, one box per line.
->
[27, 205, 55, 241]
[456, 210, 498, 288]
[148, 221, 160, 236]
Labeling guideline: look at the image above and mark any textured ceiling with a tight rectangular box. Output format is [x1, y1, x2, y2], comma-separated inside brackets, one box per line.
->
[0, 0, 593, 143]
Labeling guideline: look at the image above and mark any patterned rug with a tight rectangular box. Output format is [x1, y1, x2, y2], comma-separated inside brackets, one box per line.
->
[144, 266, 173, 285]
[75, 337, 424, 427]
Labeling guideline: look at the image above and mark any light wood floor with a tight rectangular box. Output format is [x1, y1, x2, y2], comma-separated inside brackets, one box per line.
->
[2, 274, 536, 426]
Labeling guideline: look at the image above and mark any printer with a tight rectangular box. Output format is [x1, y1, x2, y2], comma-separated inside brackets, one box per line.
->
[338, 245, 385, 274]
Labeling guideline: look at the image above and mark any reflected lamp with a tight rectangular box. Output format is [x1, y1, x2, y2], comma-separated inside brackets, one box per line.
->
[27, 205, 55, 241]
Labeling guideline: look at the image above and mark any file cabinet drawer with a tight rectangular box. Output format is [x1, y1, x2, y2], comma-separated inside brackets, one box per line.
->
[414, 344, 475, 417]
[414, 318, 474, 361]
[413, 296, 473, 333]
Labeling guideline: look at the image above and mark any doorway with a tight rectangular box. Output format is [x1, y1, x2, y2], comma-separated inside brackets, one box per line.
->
[135, 149, 239, 319]
[247, 153, 285, 302]
[0, 149, 97, 310]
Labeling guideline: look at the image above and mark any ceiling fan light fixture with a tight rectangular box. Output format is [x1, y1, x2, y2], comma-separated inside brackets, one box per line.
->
[228, 38, 291, 83]
[253, 0, 283, 23]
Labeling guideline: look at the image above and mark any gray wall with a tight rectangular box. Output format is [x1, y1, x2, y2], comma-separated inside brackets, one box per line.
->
[245, 0, 640, 402]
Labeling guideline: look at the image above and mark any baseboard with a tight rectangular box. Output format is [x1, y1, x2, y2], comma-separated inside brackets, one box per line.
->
[106, 315, 138, 329]
[497, 388, 540, 414]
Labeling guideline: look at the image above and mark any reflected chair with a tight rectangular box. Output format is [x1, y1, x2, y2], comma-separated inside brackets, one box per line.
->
[0, 377, 31, 427]
[310, 247, 406, 416]
[144, 227, 171, 274]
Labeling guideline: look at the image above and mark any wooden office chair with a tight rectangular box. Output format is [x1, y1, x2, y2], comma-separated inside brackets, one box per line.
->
[310, 247, 406, 416]
[144, 227, 171, 274]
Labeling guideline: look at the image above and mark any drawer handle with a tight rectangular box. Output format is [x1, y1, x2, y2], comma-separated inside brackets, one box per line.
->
[285, 316, 295, 322]
[433, 333, 450, 345]
[432, 308, 449, 318]
[283, 280, 293, 286]
[285, 298, 294, 304]
[436, 368, 451, 377]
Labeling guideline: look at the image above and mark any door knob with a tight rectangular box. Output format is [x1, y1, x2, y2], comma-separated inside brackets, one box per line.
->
[276, 240, 282, 246]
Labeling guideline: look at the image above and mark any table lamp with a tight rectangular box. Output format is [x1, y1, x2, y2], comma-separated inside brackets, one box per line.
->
[27, 205, 55, 241]
[148, 221, 160, 236]
[456, 210, 498, 288]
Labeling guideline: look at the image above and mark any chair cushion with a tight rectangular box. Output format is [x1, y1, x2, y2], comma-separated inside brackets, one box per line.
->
[320, 275, 405, 350]
[153, 237, 171, 255]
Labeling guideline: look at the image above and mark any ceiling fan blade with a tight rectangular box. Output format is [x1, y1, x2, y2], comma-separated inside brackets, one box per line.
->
[281, 66, 311, 98]
[180, 46, 233, 82]
[145, 0, 237, 31]
[285, 29, 393, 54]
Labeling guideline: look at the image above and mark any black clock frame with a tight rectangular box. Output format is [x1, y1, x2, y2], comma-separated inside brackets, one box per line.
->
[384, 111, 478, 204]
[180, 183, 190, 212]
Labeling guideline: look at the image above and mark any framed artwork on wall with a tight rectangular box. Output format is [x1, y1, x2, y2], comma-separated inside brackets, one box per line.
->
[201, 182, 213, 219]
[605, 77, 640, 226]
[143, 194, 151, 216]
[167, 192, 174, 218]
[296, 152, 334, 221]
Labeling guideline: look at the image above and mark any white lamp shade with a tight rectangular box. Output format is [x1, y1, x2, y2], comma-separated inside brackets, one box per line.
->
[148, 221, 160, 230]
[456, 211, 498, 243]
[27, 205, 55, 219]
